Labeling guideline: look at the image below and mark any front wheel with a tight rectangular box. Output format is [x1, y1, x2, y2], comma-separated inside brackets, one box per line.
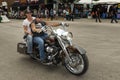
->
[64, 52, 89, 76]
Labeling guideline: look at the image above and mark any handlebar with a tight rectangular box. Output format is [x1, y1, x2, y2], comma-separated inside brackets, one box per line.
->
[42, 22, 69, 34]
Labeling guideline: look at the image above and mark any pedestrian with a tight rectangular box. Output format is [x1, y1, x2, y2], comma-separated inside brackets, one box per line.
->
[45, 8, 49, 20]
[69, 12, 74, 21]
[53, 9, 57, 20]
[50, 9, 54, 20]
[63, 9, 66, 20]
[110, 6, 118, 23]
[22, 10, 35, 56]
[0, 8, 2, 22]
[95, 8, 101, 23]
[0, 14, 2, 23]
[65, 10, 69, 20]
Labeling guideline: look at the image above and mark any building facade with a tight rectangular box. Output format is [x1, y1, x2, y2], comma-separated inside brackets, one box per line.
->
[0, 0, 56, 10]
[0, 0, 14, 8]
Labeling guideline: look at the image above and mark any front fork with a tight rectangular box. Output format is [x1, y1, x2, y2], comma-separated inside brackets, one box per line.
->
[57, 36, 72, 62]
[63, 46, 72, 62]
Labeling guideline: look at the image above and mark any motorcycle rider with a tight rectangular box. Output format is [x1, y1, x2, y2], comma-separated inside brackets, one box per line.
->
[22, 10, 35, 56]
[30, 16, 60, 63]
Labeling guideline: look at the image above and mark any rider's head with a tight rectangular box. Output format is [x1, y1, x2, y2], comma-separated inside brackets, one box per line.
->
[35, 16, 42, 23]
[25, 10, 32, 18]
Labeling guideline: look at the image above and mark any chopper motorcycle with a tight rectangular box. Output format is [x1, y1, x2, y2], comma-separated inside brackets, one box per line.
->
[17, 23, 89, 76]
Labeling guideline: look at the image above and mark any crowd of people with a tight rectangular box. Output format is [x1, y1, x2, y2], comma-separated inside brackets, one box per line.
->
[0, 3, 120, 23]
[92, 4, 118, 23]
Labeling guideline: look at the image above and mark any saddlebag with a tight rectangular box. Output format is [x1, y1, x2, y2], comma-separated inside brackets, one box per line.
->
[17, 42, 27, 54]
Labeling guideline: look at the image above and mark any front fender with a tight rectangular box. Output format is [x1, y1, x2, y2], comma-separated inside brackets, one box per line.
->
[74, 45, 86, 55]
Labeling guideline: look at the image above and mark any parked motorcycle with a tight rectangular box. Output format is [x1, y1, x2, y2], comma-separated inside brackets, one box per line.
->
[17, 23, 89, 76]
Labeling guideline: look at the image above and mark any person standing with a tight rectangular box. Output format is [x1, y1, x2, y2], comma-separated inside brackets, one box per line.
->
[65, 9, 69, 20]
[0, 12, 2, 23]
[53, 9, 57, 20]
[63, 9, 66, 20]
[95, 8, 101, 23]
[111, 6, 118, 23]
[22, 10, 35, 56]
[69, 12, 74, 21]
[45, 8, 49, 20]
[50, 9, 54, 20]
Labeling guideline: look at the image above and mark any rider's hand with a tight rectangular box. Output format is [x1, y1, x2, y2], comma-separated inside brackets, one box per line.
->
[29, 32, 32, 35]
[41, 27, 47, 32]
[60, 22, 65, 26]
[36, 29, 42, 33]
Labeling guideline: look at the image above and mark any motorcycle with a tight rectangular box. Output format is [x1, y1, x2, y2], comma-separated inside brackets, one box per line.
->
[17, 23, 89, 76]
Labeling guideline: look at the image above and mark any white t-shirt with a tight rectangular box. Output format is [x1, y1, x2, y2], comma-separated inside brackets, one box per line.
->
[53, 10, 56, 15]
[22, 17, 35, 33]
[63, 10, 66, 14]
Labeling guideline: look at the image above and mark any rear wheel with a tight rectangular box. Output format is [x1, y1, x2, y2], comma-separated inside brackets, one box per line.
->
[64, 48, 89, 76]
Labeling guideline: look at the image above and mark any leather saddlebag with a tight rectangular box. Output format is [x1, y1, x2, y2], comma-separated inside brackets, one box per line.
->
[17, 42, 27, 54]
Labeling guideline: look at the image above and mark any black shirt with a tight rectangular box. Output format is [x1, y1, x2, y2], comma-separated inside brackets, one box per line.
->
[30, 20, 46, 37]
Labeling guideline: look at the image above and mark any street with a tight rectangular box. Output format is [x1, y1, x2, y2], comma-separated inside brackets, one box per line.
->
[0, 19, 120, 80]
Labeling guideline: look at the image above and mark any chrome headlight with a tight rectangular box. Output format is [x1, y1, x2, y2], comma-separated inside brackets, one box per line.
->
[67, 32, 73, 39]
[61, 32, 73, 46]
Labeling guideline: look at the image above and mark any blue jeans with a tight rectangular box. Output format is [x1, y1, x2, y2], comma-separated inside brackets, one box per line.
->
[33, 33, 48, 60]
[111, 15, 118, 23]
[26, 34, 33, 54]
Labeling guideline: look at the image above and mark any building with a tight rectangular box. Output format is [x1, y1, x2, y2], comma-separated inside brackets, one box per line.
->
[0, 0, 57, 11]
[0, 0, 14, 9]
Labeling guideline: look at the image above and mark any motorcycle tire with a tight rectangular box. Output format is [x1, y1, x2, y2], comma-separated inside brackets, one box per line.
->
[64, 52, 89, 76]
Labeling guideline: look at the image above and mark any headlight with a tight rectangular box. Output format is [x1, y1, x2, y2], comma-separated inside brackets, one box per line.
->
[61, 32, 73, 40]
[67, 32, 73, 39]
[61, 32, 73, 46]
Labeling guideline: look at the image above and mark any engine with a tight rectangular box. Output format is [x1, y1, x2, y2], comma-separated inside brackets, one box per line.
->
[45, 45, 61, 64]
[45, 45, 58, 54]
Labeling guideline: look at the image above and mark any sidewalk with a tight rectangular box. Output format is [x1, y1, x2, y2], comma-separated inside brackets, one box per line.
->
[41, 16, 118, 22]
[75, 18, 120, 23]
[9, 17, 120, 24]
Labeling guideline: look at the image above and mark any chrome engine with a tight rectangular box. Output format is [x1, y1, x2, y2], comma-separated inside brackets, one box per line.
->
[45, 45, 60, 63]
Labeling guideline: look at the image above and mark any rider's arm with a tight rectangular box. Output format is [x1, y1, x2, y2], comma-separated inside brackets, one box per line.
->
[23, 20, 32, 35]
[46, 22, 60, 27]
[51, 23, 60, 27]
[23, 26, 31, 35]
[31, 23, 42, 33]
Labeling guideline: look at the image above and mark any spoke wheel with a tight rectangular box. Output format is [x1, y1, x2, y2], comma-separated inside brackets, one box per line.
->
[64, 48, 89, 76]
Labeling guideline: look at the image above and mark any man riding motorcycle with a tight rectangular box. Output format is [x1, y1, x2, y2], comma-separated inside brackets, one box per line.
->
[30, 17, 60, 63]
[18, 17, 89, 75]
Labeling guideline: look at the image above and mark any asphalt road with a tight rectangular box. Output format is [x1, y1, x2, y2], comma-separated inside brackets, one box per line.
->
[0, 19, 120, 80]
